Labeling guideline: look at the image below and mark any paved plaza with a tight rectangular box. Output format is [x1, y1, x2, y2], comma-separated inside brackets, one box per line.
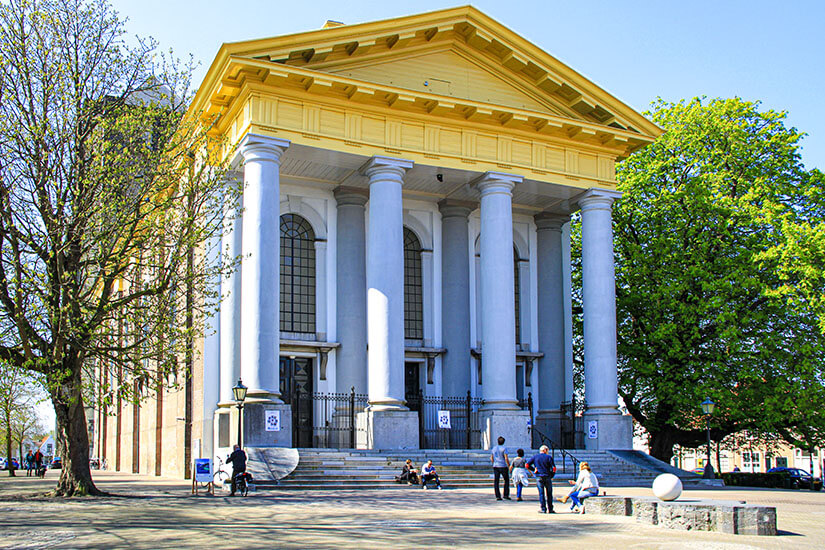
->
[1, 470, 823, 549]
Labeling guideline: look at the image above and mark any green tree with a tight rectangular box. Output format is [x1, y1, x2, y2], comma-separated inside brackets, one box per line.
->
[0, 0, 229, 495]
[610, 97, 825, 462]
[0, 362, 41, 475]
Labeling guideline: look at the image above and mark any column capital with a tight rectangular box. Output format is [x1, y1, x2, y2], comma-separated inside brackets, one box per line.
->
[471, 171, 523, 196]
[438, 199, 475, 219]
[576, 188, 622, 211]
[334, 186, 369, 207]
[534, 212, 569, 231]
[360, 156, 413, 181]
[239, 133, 290, 163]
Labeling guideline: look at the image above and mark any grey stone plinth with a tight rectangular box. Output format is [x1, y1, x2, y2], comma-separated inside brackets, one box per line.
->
[480, 409, 531, 450]
[357, 409, 418, 449]
[585, 496, 776, 536]
[243, 402, 292, 447]
[583, 412, 632, 450]
[534, 412, 564, 444]
[585, 496, 632, 516]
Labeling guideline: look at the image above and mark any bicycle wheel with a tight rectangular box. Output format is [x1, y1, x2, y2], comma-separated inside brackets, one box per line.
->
[214, 471, 229, 488]
[240, 477, 249, 497]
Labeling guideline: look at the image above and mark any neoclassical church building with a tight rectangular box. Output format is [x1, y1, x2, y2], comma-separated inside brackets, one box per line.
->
[96, 6, 660, 477]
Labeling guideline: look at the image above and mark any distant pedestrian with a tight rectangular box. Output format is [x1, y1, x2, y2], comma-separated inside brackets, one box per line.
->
[490, 436, 510, 500]
[420, 460, 442, 489]
[526, 445, 556, 513]
[33, 450, 44, 476]
[510, 448, 530, 501]
[25, 451, 34, 477]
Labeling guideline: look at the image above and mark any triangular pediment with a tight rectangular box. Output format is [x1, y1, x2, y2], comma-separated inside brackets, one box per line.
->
[322, 49, 567, 117]
[202, 6, 659, 137]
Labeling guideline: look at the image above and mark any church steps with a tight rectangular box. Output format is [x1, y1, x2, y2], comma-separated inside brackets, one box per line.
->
[249, 448, 665, 491]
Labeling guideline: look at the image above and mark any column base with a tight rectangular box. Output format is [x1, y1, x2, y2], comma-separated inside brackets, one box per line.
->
[535, 410, 565, 446]
[480, 409, 531, 450]
[243, 402, 293, 448]
[356, 410, 418, 450]
[583, 411, 632, 450]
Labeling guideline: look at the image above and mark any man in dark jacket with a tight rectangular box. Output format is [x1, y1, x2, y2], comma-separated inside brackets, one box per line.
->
[226, 445, 247, 496]
[526, 445, 556, 513]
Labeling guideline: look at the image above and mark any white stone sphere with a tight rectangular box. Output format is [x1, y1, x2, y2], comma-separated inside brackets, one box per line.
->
[652, 473, 683, 501]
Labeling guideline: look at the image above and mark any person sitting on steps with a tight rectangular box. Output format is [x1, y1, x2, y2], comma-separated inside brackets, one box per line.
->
[396, 459, 419, 485]
[420, 460, 442, 489]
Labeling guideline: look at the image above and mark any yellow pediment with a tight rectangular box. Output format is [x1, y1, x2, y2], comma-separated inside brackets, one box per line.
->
[324, 50, 565, 117]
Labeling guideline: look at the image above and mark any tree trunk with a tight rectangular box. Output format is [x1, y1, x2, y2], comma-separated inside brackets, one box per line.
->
[50, 363, 104, 496]
[4, 412, 14, 477]
[648, 429, 678, 463]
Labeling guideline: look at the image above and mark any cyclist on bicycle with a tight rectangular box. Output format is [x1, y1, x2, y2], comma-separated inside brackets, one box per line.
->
[226, 444, 247, 496]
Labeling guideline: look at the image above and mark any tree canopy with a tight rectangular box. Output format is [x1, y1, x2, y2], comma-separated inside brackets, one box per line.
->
[0, 0, 230, 495]
[610, 97, 825, 461]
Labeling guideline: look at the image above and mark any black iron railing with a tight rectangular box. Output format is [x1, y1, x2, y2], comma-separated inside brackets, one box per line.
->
[531, 425, 581, 474]
[406, 391, 483, 449]
[292, 388, 369, 448]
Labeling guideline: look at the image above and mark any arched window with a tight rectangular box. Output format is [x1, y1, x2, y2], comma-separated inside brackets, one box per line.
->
[280, 214, 316, 334]
[514, 245, 521, 345]
[404, 227, 424, 341]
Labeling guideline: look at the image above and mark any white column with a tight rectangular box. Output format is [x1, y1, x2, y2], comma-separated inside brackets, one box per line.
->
[534, 213, 567, 441]
[314, 240, 328, 341]
[518, 259, 531, 350]
[219, 172, 243, 404]
[439, 201, 472, 397]
[239, 134, 290, 401]
[579, 189, 631, 449]
[364, 156, 413, 410]
[334, 188, 368, 395]
[579, 190, 621, 413]
[421, 250, 434, 347]
[474, 171, 523, 411]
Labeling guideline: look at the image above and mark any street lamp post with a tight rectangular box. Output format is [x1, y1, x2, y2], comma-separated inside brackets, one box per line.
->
[701, 398, 715, 479]
[232, 379, 248, 448]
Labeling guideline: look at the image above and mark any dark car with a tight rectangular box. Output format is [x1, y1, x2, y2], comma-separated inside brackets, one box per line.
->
[767, 467, 816, 489]
[50, 457, 63, 469]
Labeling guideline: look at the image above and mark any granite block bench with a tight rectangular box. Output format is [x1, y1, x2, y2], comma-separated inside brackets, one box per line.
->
[584, 496, 776, 536]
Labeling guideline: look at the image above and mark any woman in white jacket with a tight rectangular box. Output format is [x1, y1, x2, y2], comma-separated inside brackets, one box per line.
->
[558, 461, 599, 513]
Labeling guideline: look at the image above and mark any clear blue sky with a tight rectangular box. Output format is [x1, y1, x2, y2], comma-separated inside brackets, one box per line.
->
[110, 0, 825, 171]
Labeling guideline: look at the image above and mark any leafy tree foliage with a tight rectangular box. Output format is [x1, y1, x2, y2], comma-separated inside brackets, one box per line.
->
[0, 0, 229, 495]
[611, 97, 825, 461]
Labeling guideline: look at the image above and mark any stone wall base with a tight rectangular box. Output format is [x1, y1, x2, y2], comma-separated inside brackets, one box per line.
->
[356, 409, 418, 449]
[583, 412, 632, 450]
[242, 402, 293, 448]
[480, 409, 531, 450]
[585, 496, 777, 536]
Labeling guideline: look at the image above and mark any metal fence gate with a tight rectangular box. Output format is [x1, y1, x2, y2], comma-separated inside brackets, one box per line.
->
[407, 391, 483, 449]
[560, 399, 586, 449]
[292, 389, 369, 448]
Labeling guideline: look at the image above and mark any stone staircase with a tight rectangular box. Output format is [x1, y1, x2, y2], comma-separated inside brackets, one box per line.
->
[255, 448, 682, 491]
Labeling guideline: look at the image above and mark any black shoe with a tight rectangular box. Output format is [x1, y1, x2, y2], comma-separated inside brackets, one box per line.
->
[548, 509, 556, 514]
[504, 497, 511, 500]
[496, 497, 503, 501]
[516, 497, 523, 502]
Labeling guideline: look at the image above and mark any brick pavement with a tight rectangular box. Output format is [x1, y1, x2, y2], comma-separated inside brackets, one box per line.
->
[1, 470, 823, 549]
